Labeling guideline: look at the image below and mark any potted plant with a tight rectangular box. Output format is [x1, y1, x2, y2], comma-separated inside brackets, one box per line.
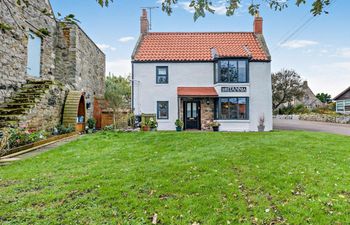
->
[175, 119, 183, 132]
[258, 115, 265, 132]
[149, 118, 158, 131]
[141, 120, 150, 131]
[209, 121, 221, 132]
[87, 118, 96, 134]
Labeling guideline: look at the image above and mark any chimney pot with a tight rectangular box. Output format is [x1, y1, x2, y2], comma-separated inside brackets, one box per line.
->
[253, 13, 263, 34]
[140, 9, 149, 34]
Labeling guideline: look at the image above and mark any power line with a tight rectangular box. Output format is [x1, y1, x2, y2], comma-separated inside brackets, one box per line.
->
[272, 0, 337, 52]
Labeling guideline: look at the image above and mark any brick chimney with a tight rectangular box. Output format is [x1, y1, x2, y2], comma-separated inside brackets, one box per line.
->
[253, 12, 263, 34]
[140, 9, 149, 34]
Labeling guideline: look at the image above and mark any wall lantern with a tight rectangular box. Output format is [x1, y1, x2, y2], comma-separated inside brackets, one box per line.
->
[86, 102, 91, 109]
[206, 98, 210, 105]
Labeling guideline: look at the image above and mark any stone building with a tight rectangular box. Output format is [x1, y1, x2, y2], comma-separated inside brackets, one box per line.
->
[290, 81, 324, 109]
[0, 0, 105, 130]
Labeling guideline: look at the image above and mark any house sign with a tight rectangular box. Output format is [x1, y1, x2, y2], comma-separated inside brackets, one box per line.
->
[221, 87, 247, 93]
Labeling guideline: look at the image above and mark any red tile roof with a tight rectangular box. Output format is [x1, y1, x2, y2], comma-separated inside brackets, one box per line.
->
[177, 87, 218, 97]
[133, 32, 270, 62]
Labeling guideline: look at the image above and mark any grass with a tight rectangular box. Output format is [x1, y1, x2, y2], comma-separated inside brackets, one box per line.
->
[1, 131, 350, 224]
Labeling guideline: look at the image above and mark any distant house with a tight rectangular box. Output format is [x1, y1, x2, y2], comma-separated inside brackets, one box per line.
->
[290, 81, 324, 109]
[131, 10, 272, 131]
[334, 87, 350, 114]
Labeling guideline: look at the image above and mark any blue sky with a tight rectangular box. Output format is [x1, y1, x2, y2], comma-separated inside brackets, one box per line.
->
[50, 0, 350, 97]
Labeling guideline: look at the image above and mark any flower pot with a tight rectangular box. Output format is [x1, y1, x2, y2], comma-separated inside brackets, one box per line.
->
[150, 128, 157, 132]
[142, 126, 150, 131]
[176, 126, 182, 132]
[258, 125, 265, 132]
[87, 129, 93, 134]
[213, 126, 219, 132]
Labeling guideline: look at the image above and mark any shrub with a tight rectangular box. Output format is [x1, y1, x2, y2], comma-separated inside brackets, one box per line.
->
[278, 104, 310, 115]
[87, 118, 96, 129]
[7, 128, 49, 148]
[56, 125, 74, 135]
[175, 119, 183, 128]
[103, 125, 114, 131]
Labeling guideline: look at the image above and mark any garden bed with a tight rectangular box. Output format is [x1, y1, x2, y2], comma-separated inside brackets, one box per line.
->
[0, 132, 78, 157]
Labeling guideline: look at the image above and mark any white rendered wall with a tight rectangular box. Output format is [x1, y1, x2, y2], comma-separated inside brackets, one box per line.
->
[248, 62, 273, 131]
[133, 62, 214, 130]
[132, 61, 272, 131]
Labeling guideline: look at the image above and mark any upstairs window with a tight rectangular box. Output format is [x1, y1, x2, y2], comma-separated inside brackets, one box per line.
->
[156, 66, 168, 84]
[26, 31, 42, 77]
[215, 60, 248, 83]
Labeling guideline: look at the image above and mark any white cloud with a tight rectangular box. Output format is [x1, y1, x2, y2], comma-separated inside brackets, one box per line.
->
[335, 48, 350, 58]
[106, 59, 131, 77]
[179, 1, 243, 16]
[118, 36, 135, 43]
[306, 61, 350, 96]
[279, 40, 319, 49]
[179, 2, 195, 13]
[96, 43, 116, 51]
[180, 1, 227, 15]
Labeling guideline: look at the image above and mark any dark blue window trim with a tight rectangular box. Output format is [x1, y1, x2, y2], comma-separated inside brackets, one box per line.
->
[156, 66, 168, 84]
[214, 97, 249, 120]
[214, 59, 249, 84]
[157, 101, 169, 120]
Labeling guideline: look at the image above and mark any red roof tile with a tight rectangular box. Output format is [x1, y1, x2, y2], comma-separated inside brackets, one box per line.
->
[177, 87, 218, 97]
[133, 32, 270, 62]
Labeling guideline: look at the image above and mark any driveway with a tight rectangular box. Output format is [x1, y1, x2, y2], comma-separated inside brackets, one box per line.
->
[273, 118, 350, 136]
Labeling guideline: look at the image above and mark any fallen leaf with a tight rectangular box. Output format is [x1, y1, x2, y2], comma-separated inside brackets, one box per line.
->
[152, 213, 158, 224]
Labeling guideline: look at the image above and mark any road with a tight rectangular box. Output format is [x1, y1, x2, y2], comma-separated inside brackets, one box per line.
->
[273, 118, 350, 136]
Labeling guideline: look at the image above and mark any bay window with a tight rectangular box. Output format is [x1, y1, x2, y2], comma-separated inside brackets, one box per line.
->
[214, 60, 248, 83]
[215, 97, 249, 120]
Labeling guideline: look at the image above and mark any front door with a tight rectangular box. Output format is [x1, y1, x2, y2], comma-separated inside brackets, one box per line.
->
[184, 101, 201, 130]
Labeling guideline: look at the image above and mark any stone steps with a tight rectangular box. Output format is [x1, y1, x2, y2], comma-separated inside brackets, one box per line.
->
[0, 80, 54, 128]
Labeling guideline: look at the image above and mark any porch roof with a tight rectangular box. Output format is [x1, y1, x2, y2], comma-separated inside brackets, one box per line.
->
[177, 87, 218, 97]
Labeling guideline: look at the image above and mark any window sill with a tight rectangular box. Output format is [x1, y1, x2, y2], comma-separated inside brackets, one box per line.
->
[215, 120, 250, 123]
[214, 83, 250, 85]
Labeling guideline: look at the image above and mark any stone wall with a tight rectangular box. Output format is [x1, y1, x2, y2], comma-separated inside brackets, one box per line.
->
[1, 0, 106, 131]
[275, 114, 350, 124]
[18, 83, 67, 130]
[0, 0, 57, 103]
[200, 98, 215, 130]
[55, 23, 106, 118]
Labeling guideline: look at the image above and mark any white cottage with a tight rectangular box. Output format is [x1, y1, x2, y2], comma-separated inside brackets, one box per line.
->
[334, 86, 350, 114]
[131, 10, 272, 131]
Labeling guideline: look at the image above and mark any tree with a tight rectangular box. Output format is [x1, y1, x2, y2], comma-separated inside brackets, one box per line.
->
[272, 69, 305, 110]
[316, 92, 332, 103]
[97, 0, 332, 21]
[104, 75, 131, 128]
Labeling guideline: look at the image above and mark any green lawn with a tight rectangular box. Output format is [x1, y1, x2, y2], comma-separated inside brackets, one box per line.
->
[1, 131, 350, 224]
